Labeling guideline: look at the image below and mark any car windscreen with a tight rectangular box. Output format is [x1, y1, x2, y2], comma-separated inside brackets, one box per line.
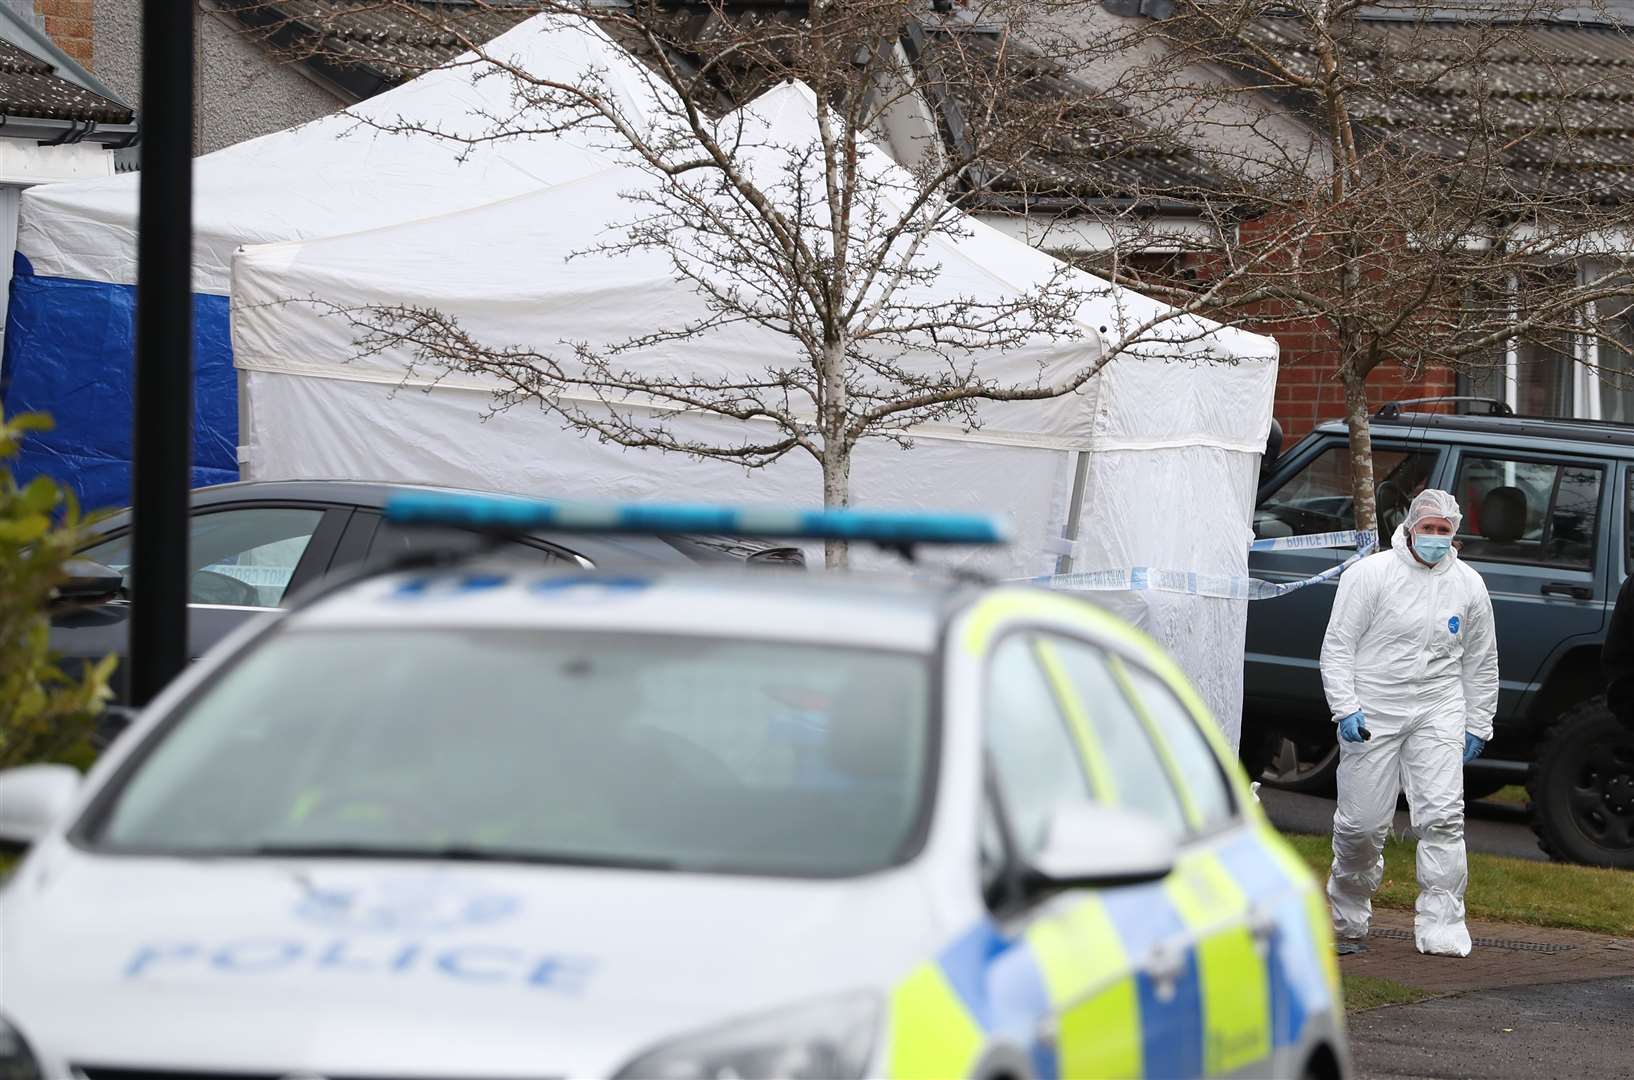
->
[82, 629, 933, 878]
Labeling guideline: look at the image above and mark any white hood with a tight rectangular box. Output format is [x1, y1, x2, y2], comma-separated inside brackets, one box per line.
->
[1, 843, 938, 1076]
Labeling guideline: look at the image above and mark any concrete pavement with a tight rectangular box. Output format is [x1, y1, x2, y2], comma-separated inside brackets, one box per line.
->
[1350, 977, 1634, 1079]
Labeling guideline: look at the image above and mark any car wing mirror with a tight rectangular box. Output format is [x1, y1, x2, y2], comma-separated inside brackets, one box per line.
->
[0, 764, 82, 849]
[1025, 803, 1178, 893]
[53, 558, 124, 608]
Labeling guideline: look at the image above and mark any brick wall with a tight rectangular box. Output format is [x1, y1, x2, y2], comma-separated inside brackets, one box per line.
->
[35, 0, 93, 66]
[1274, 357, 1455, 440]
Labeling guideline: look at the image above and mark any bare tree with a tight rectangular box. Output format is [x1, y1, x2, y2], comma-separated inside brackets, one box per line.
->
[238, 0, 1283, 566]
[1028, 0, 1634, 538]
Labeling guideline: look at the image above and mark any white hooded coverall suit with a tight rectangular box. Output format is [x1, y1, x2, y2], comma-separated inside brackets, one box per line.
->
[1320, 524, 1499, 955]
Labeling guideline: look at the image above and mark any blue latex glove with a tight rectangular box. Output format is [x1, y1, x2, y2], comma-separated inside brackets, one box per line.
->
[1464, 733, 1486, 763]
[1338, 711, 1369, 743]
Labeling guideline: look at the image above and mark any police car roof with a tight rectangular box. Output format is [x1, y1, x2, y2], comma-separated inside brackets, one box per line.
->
[285, 562, 981, 654]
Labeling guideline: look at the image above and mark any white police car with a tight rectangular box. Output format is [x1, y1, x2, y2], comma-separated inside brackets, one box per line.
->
[0, 497, 1349, 1079]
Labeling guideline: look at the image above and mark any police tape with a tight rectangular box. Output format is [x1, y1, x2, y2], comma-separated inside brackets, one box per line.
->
[1248, 529, 1369, 552]
[1031, 530, 1378, 600]
[1048, 529, 1368, 558]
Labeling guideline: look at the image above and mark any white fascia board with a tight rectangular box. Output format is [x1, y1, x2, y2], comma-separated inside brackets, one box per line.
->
[1505, 222, 1634, 257]
[0, 140, 118, 186]
[974, 212, 1218, 253]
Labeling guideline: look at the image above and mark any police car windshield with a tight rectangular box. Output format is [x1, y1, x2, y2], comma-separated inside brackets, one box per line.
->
[86, 629, 933, 877]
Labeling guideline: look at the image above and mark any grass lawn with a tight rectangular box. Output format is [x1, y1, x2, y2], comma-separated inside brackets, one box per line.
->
[1342, 974, 1436, 1012]
[1477, 784, 1530, 808]
[1279, 831, 1634, 937]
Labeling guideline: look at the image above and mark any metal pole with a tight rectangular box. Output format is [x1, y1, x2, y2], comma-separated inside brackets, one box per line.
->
[1054, 450, 1092, 577]
[129, 1, 195, 705]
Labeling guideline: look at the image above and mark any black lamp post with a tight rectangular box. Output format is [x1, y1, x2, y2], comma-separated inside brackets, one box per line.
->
[129, 2, 195, 705]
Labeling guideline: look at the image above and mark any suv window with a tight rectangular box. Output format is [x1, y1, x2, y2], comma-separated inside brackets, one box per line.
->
[984, 636, 1094, 857]
[1120, 663, 1236, 832]
[1257, 444, 1439, 539]
[81, 507, 324, 608]
[1626, 468, 1634, 574]
[1454, 455, 1603, 569]
[1038, 637, 1189, 838]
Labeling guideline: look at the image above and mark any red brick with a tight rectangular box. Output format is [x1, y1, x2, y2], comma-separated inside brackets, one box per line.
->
[35, 0, 93, 66]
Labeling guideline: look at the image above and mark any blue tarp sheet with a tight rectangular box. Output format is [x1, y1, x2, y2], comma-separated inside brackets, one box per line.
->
[0, 253, 238, 511]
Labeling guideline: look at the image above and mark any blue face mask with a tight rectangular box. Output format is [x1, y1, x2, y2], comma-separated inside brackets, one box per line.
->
[1413, 533, 1453, 564]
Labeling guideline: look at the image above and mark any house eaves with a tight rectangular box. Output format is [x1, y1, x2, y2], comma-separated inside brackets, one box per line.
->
[0, 19, 138, 150]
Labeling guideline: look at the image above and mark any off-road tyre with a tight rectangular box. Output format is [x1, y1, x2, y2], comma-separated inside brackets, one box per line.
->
[1527, 695, 1634, 868]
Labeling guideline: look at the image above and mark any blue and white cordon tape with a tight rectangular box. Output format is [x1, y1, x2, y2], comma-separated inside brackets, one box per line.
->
[1034, 529, 1378, 601]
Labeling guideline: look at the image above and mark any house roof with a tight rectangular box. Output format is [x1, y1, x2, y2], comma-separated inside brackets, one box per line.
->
[912, 24, 1232, 210]
[219, 0, 534, 96]
[1229, 14, 1634, 201]
[0, 36, 133, 125]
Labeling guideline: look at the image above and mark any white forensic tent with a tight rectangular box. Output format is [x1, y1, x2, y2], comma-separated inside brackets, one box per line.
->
[231, 81, 1277, 743]
[2, 12, 670, 509]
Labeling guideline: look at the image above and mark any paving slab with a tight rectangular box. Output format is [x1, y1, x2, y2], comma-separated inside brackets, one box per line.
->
[1339, 908, 1634, 995]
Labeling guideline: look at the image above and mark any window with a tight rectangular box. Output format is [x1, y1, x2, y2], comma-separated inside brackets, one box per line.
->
[1453, 455, 1603, 568]
[87, 629, 932, 878]
[1120, 663, 1235, 832]
[81, 507, 324, 608]
[1044, 638, 1189, 839]
[1626, 469, 1634, 573]
[984, 636, 1093, 857]
[1256, 446, 1439, 539]
[1596, 287, 1634, 424]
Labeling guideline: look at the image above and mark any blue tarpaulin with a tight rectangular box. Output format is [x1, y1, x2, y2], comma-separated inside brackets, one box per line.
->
[0, 253, 238, 511]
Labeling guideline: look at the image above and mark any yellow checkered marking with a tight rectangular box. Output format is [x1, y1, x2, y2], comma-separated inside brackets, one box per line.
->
[888, 962, 984, 1080]
[1166, 852, 1273, 1076]
[1259, 824, 1343, 1005]
[1027, 897, 1143, 1079]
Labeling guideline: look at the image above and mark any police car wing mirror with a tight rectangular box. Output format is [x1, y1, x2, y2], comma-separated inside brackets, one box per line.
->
[53, 559, 124, 609]
[1024, 803, 1178, 893]
[0, 764, 81, 849]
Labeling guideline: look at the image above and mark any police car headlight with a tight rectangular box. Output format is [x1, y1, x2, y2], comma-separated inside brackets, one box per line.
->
[0, 1015, 44, 1080]
[611, 991, 879, 1080]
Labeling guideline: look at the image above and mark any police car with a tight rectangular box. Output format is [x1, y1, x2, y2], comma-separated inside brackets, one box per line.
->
[0, 496, 1349, 1080]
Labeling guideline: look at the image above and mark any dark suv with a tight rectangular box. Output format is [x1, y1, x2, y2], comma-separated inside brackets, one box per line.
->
[1245, 401, 1634, 868]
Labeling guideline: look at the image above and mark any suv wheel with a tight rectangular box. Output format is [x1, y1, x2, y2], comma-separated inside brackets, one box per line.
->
[1528, 696, 1634, 868]
[1251, 728, 1340, 796]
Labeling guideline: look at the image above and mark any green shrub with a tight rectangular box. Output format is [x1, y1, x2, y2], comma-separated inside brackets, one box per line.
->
[0, 410, 114, 768]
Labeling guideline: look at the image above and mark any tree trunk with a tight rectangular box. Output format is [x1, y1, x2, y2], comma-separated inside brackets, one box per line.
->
[821, 439, 851, 568]
[820, 337, 850, 568]
[1342, 365, 1378, 543]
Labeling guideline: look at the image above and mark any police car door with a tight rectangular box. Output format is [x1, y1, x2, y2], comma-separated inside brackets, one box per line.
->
[982, 633, 1196, 1078]
[1041, 635, 1303, 1078]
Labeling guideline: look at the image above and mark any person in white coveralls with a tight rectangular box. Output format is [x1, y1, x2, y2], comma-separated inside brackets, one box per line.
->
[1320, 488, 1499, 957]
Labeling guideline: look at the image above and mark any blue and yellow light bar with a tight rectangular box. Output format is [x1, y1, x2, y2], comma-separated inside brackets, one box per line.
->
[384, 492, 1010, 547]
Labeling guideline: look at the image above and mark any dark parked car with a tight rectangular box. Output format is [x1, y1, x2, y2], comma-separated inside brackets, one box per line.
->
[53, 480, 803, 707]
[1244, 401, 1634, 868]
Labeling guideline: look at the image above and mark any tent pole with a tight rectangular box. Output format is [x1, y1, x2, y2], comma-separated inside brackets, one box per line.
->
[237, 365, 250, 481]
[1054, 450, 1091, 576]
[129, 1, 194, 705]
